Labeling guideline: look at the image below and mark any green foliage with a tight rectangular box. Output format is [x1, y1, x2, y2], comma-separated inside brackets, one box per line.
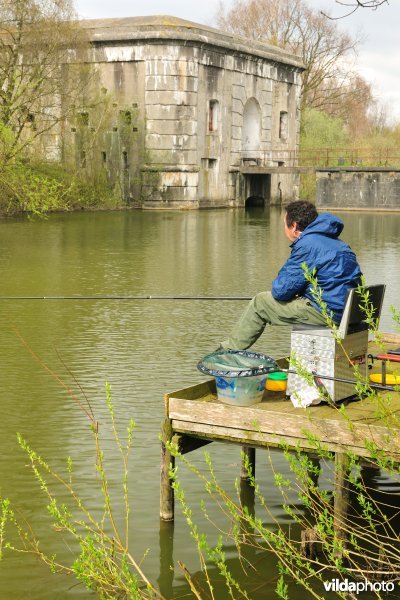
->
[0, 123, 15, 163]
[276, 570, 288, 600]
[0, 161, 121, 216]
[169, 432, 400, 598]
[0, 499, 12, 560]
[167, 449, 251, 599]
[299, 108, 349, 198]
[300, 108, 349, 151]
[0, 163, 64, 215]
[297, 104, 400, 200]
[391, 306, 400, 332]
[0, 385, 160, 599]
[0, 0, 89, 166]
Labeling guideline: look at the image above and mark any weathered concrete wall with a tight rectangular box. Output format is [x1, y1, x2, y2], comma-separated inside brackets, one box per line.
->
[63, 16, 304, 209]
[63, 60, 146, 203]
[316, 168, 400, 211]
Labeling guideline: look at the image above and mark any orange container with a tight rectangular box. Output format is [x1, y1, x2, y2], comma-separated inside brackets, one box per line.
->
[266, 372, 288, 392]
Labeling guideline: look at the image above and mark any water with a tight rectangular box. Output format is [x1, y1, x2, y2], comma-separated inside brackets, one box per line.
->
[0, 208, 399, 599]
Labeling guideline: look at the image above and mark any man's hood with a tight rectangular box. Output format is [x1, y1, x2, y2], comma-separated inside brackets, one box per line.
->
[300, 213, 344, 239]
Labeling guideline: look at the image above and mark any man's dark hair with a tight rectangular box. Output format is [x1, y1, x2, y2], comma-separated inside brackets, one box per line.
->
[285, 201, 318, 232]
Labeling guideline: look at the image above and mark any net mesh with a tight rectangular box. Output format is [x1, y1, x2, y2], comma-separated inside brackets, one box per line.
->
[197, 349, 278, 378]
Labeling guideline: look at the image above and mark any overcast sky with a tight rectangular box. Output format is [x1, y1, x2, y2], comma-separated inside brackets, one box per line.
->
[74, 0, 400, 123]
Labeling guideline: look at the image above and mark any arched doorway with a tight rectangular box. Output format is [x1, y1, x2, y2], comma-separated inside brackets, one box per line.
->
[242, 98, 261, 154]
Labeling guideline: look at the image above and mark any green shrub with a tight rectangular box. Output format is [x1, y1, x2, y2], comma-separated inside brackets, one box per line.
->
[0, 161, 121, 216]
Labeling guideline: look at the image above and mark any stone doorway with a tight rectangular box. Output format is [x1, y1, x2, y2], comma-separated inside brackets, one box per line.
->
[244, 174, 271, 207]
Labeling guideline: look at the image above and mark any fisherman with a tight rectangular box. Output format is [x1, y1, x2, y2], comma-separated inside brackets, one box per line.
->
[221, 200, 362, 350]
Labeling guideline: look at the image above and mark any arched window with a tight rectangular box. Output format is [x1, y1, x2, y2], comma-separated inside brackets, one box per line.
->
[242, 98, 261, 153]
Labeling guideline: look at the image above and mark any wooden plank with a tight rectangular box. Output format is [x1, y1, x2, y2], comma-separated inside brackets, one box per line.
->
[164, 378, 216, 415]
[169, 394, 400, 433]
[379, 333, 400, 344]
[168, 384, 400, 423]
[171, 420, 400, 460]
[166, 378, 216, 400]
[172, 419, 304, 449]
[168, 398, 400, 456]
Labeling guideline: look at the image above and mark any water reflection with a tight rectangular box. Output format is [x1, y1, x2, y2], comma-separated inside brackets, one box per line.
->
[0, 208, 400, 597]
[158, 521, 174, 599]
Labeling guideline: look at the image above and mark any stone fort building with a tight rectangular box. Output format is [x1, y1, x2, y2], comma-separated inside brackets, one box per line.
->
[62, 16, 304, 209]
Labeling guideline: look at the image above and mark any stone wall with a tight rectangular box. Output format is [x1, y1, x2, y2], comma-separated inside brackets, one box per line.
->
[316, 168, 400, 211]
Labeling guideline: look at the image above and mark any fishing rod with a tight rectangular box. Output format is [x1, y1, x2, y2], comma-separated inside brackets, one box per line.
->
[3, 295, 397, 393]
[281, 368, 399, 394]
[0, 295, 253, 301]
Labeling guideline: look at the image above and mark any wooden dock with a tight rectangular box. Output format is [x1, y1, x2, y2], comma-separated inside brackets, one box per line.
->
[160, 338, 400, 527]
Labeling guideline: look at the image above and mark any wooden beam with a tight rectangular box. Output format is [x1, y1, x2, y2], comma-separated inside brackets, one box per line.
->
[380, 332, 400, 344]
[240, 446, 255, 480]
[172, 433, 212, 455]
[160, 417, 175, 521]
[168, 397, 400, 458]
[171, 419, 400, 461]
[333, 452, 351, 558]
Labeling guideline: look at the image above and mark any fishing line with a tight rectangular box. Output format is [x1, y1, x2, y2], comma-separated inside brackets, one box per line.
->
[282, 368, 398, 393]
[0, 295, 253, 300]
[3, 295, 396, 394]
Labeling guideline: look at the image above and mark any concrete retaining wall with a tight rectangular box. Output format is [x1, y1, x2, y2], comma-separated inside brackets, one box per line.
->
[316, 168, 400, 211]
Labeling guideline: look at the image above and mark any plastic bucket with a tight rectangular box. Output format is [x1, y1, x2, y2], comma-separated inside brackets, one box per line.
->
[197, 349, 278, 406]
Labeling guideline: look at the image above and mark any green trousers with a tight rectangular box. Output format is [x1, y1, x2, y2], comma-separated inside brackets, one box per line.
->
[221, 292, 327, 350]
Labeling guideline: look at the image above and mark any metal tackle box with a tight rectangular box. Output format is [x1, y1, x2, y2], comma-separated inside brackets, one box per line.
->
[287, 285, 386, 404]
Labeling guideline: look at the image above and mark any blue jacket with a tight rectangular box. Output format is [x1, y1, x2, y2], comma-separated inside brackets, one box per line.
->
[272, 213, 362, 322]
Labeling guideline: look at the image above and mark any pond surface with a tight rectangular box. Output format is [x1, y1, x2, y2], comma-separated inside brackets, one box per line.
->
[0, 208, 399, 599]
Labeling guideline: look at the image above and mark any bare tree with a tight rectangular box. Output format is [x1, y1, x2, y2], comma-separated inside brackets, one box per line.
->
[336, 0, 387, 6]
[0, 0, 89, 166]
[323, 0, 388, 19]
[318, 75, 375, 137]
[217, 0, 369, 116]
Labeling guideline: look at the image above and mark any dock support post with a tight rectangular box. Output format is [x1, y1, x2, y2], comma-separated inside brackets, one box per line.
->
[240, 446, 255, 481]
[158, 519, 174, 598]
[160, 417, 175, 521]
[333, 451, 351, 557]
[300, 453, 321, 559]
